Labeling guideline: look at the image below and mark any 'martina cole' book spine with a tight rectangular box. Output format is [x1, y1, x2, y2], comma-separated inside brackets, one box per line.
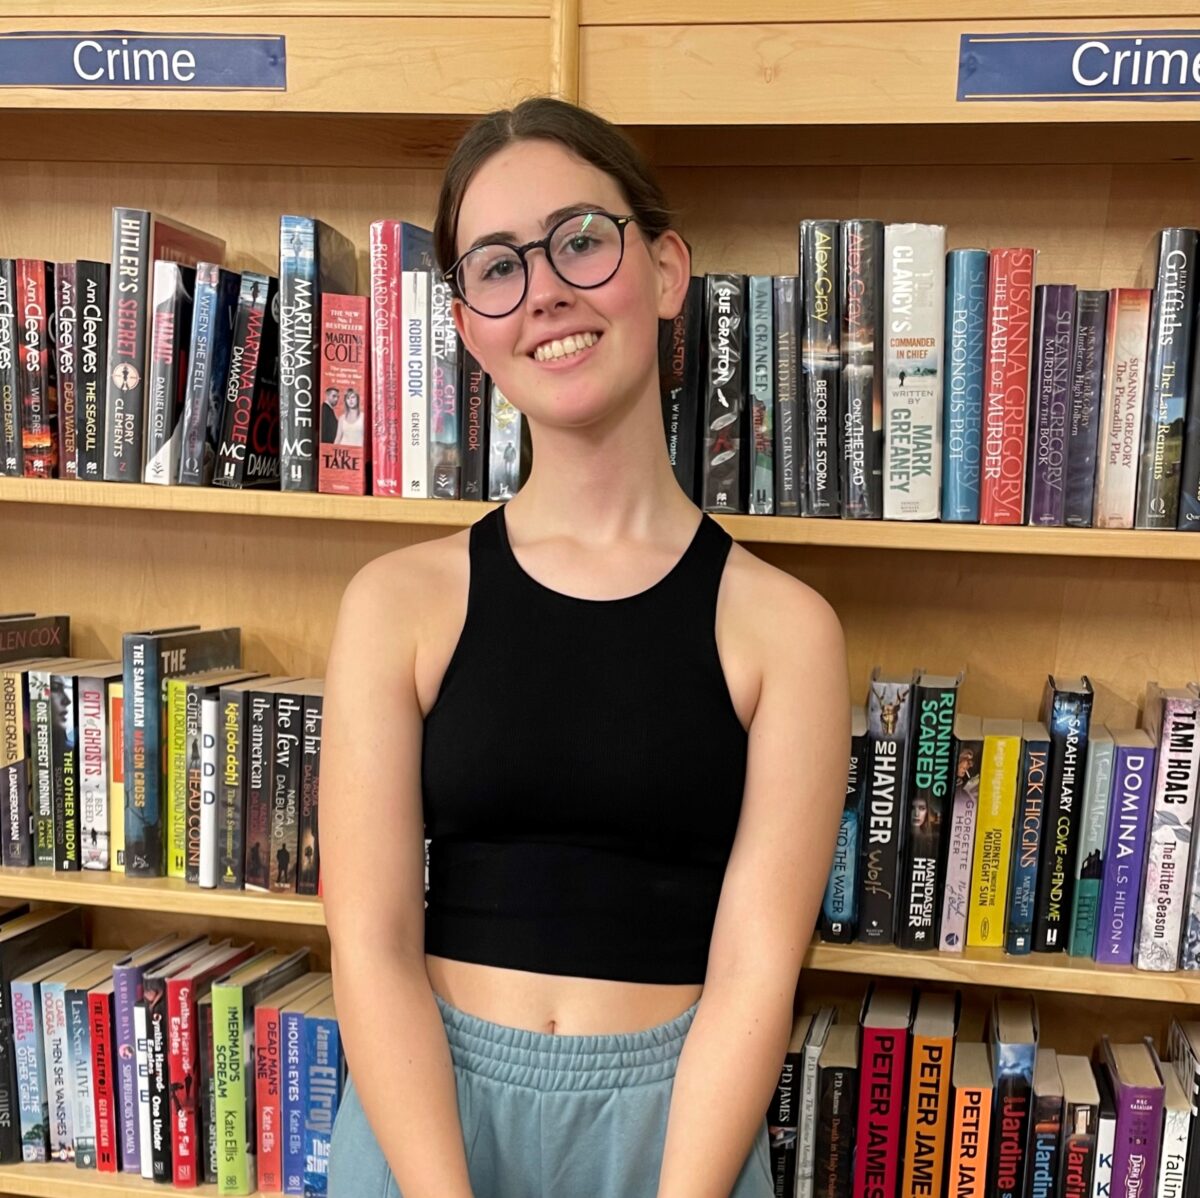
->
[821, 707, 867, 944]
[0, 259, 19, 476]
[701, 274, 747, 513]
[1026, 284, 1076, 527]
[1136, 227, 1198, 529]
[942, 248, 988, 523]
[799, 220, 840, 516]
[54, 262, 79, 480]
[142, 261, 196, 485]
[883, 223, 944, 520]
[659, 276, 704, 506]
[748, 275, 775, 515]
[317, 294, 371, 497]
[1064, 290, 1108, 527]
[74, 261, 110, 482]
[840, 219, 883, 519]
[773, 274, 803, 516]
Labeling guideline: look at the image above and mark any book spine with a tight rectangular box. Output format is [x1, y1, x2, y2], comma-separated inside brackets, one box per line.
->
[28, 667, 55, 867]
[1068, 732, 1115, 958]
[178, 261, 220, 485]
[1033, 690, 1094, 953]
[840, 219, 883, 520]
[66, 988, 95, 1168]
[0, 259, 20, 475]
[133, 1000, 152, 1178]
[211, 983, 249, 1194]
[1065, 290, 1109, 526]
[1026, 1087, 1062, 1198]
[942, 248, 988, 522]
[256, 1005, 283, 1192]
[147, 986, 171, 1181]
[1136, 229, 1198, 528]
[88, 992, 117, 1172]
[748, 275, 775, 515]
[1166, 1027, 1200, 1198]
[40, 980, 74, 1161]
[948, 1083, 992, 1198]
[185, 684, 204, 884]
[1096, 743, 1155, 965]
[486, 381, 523, 500]
[13, 979, 48, 1161]
[297, 695, 322, 897]
[701, 274, 747, 513]
[213, 274, 271, 490]
[883, 223, 945, 520]
[813, 1060, 856, 1198]
[167, 977, 196, 1186]
[901, 1033, 953, 1198]
[243, 692, 275, 892]
[429, 279, 459, 499]
[281, 1007, 307, 1196]
[1026, 284, 1076, 526]
[1094, 289, 1153, 528]
[1110, 1081, 1164, 1198]
[1139, 698, 1200, 970]
[967, 731, 1021, 948]
[0, 762, 30, 867]
[401, 269, 431, 499]
[303, 1014, 343, 1198]
[1093, 1081, 1116, 1198]
[369, 220, 402, 495]
[78, 676, 110, 870]
[1006, 734, 1050, 955]
[459, 347, 488, 500]
[980, 248, 1036, 524]
[800, 220, 840, 516]
[114, 963, 143, 1171]
[109, 682, 125, 870]
[1159, 1093, 1189, 1198]
[74, 261, 110, 481]
[898, 682, 958, 950]
[774, 274, 803, 516]
[1061, 1122, 1097, 1198]
[123, 633, 163, 877]
[200, 998, 217, 1183]
[54, 262, 78, 479]
[142, 260, 194, 484]
[199, 696, 219, 888]
[270, 693, 303, 893]
[797, 1035, 822, 1198]
[17, 260, 58, 478]
[821, 728, 867, 943]
[51, 672, 81, 872]
[278, 217, 320, 492]
[218, 689, 247, 890]
[104, 210, 152, 481]
[317, 294, 371, 497]
[991, 1046, 1035, 1198]
[167, 678, 189, 879]
[852, 1023, 907, 1198]
[661, 276, 704, 505]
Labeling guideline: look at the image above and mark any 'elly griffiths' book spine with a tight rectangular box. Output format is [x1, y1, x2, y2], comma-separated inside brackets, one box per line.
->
[897, 677, 959, 950]
[942, 248, 988, 522]
[883, 223, 945, 520]
[660, 276, 705, 506]
[980, 247, 1036, 524]
[54, 262, 78, 480]
[701, 274, 747, 513]
[774, 274, 803, 516]
[317, 294, 370, 497]
[1136, 228, 1198, 529]
[821, 708, 867, 944]
[1026, 284, 1076, 527]
[1065, 290, 1109, 527]
[74, 261, 110, 482]
[840, 219, 883, 520]
[800, 220, 840, 516]
[142, 261, 196, 485]
[748, 275, 775, 515]
[17, 259, 57, 479]
[0, 259, 19, 476]
[429, 278, 460, 499]
[1006, 725, 1051, 956]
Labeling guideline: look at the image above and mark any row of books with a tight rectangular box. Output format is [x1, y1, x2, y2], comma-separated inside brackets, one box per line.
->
[0, 613, 327, 891]
[768, 984, 1200, 1198]
[0, 906, 342, 1194]
[819, 669, 1200, 973]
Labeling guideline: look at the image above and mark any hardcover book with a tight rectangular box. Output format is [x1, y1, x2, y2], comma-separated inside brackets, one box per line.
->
[947, 1042, 993, 1198]
[940, 714, 984, 952]
[967, 718, 1022, 949]
[142, 260, 196, 484]
[1006, 722, 1050, 956]
[768, 1011, 812, 1198]
[800, 220, 840, 516]
[840, 219, 883, 519]
[748, 274, 775, 515]
[700, 274, 747, 513]
[1067, 724, 1114, 958]
[1102, 1038, 1165, 1198]
[1058, 1055, 1100, 1198]
[852, 986, 913, 1198]
[989, 994, 1038, 1198]
[820, 705, 866, 943]
[773, 274, 803, 516]
[1064, 290, 1109, 527]
[942, 248, 988, 522]
[1026, 284, 1076, 526]
[659, 276, 705, 506]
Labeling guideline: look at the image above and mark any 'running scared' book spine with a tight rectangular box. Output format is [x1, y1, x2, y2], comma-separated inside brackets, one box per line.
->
[1064, 290, 1108, 527]
[73, 261, 110, 482]
[840, 219, 883, 520]
[942, 248, 988, 522]
[800, 220, 840, 516]
[1026, 284, 1076, 527]
[748, 275, 775, 515]
[701, 274, 747, 513]
[773, 274, 802, 516]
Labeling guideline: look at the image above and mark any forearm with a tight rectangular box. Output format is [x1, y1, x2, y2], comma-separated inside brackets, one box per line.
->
[332, 943, 473, 1198]
[656, 977, 795, 1198]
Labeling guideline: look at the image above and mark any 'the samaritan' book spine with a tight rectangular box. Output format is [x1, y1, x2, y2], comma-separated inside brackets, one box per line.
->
[942, 248, 988, 522]
[800, 220, 840, 516]
[883, 223, 944, 520]
[773, 274, 803, 516]
[74, 261, 110, 482]
[1064, 290, 1108, 527]
[1026, 284, 1076, 527]
[701, 274, 747, 513]
[748, 275, 775, 515]
[840, 219, 883, 520]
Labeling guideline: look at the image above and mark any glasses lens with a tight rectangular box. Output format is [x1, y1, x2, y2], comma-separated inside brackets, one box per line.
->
[549, 212, 623, 288]
[458, 243, 526, 317]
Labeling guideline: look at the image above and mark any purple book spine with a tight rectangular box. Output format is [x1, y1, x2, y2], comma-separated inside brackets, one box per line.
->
[1110, 1078, 1164, 1198]
[1096, 743, 1156, 965]
[1064, 290, 1108, 527]
[1027, 283, 1076, 526]
[113, 963, 143, 1173]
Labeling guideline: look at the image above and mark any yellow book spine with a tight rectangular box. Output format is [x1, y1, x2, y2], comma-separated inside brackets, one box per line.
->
[966, 730, 1021, 947]
[900, 1032, 955, 1198]
[166, 677, 189, 878]
[109, 681, 125, 870]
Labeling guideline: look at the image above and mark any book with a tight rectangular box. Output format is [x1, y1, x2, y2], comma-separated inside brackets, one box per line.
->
[701, 273, 747, 512]
[748, 274, 775, 515]
[899, 990, 958, 1198]
[967, 718, 1022, 949]
[0, 259, 18, 475]
[1058, 1055, 1100, 1198]
[487, 381, 524, 501]
[318, 293, 370, 496]
[142, 260, 196, 484]
[947, 1042, 993, 1198]
[87, 977, 119, 1171]
[77, 663, 121, 871]
[1006, 722, 1050, 956]
[852, 985, 913, 1198]
[53, 261, 78, 479]
[812, 1022, 857, 1198]
[840, 219, 884, 520]
[73, 260, 110, 482]
[989, 994, 1038, 1198]
[108, 681, 125, 870]
[199, 694, 220, 888]
[1093, 1062, 1117, 1198]
[1067, 724, 1114, 958]
[940, 715, 984, 952]
[797, 1006, 836, 1198]
[1166, 1020, 1200, 1198]
[297, 691, 323, 897]
[1064, 289, 1109, 527]
[660, 275, 705, 505]
[281, 982, 335, 1196]
[400, 267, 431, 498]
[942, 247, 988, 522]
[302, 991, 345, 1198]
[773, 273, 803, 516]
[1102, 1038, 1165, 1198]
[0, 615, 70, 664]
[820, 705, 866, 943]
[800, 220, 840, 516]
[883, 222, 945, 520]
[1026, 283, 1076, 526]
[64, 951, 123, 1170]
[1154, 1047, 1189, 1198]
[270, 688, 306, 893]
[16, 259, 57, 478]
[1025, 1047, 1063, 1198]
[458, 345, 489, 501]
[767, 1011, 810, 1198]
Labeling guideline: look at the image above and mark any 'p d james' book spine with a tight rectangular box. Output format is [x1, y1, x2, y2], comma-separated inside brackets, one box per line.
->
[840, 219, 883, 519]
[942, 248, 988, 522]
[701, 274, 747, 513]
[799, 220, 840, 516]
[1064, 290, 1108, 527]
[748, 275, 775, 515]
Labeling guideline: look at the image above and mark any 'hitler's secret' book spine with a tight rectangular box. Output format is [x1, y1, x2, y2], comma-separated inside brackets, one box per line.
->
[701, 274, 747, 513]
[800, 220, 840, 516]
[1026, 284, 1076, 527]
[1064, 290, 1108, 527]
[54, 262, 78, 479]
[0, 259, 19, 476]
[74, 261, 110, 482]
[942, 248, 988, 522]
[773, 275, 803, 516]
[883, 223, 945, 520]
[840, 220, 883, 519]
[748, 275, 775, 515]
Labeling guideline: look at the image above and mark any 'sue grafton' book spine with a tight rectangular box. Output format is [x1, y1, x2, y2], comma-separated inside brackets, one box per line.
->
[748, 275, 775, 515]
[773, 274, 803, 516]
[840, 220, 883, 519]
[73, 261, 110, 482]
[941, 248, 988, 522]
[1064, 290, 1108, 527]
[800, 220, 840, 516]
[53, 262, 79, 479]
[1026, 284, 1076, 526]
[700, 273, 747, 513]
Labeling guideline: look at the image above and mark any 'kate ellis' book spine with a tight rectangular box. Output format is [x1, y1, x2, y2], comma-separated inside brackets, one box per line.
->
[1026, 284, 1076, 526]
[942, 248, 988, 522]
[701, 274, 747, 513]
[660, 276, 704, 505]
[429, 278, 460, 499]
[0, 259, 20, 476]
[1006, 728, 1051, 955]
[54, 262, 79, 480]
[748, 275, 775, 515]
[773, 274, 803, 516]
[1136, 228, 1198, 529]
[800, 220, 840, 516]
[296, 695, 322, 897]
[1067, 727, 1115, 959]
[74, 261, 110, 482]
[840, 219, 883, 520]
[1065, 290, 1109, 527]
[940, 728, 984, 952]
[883, 223, 945, 520]
[821, 717, 866, 943]
[980, 248, 1036, 524]
[142, 260, 195, 484]
[17, 259, 57, 479]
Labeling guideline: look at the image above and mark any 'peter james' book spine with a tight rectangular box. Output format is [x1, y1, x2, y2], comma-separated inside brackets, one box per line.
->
[1026, 284, 1076, 526]
[800, 220, 840, 516]
[748, 275, 775, 515]
[701, 274, 747, 513]
[1136, 228, 1198, 529]
[1065, 290, 1108, 527]
[840, 220, 883, 519]
[0, 259, 19, 475]
[1006, 726, 1050, 956]
[883, 223, 945, 520]
[74, 261, 110, 482]
[853, 1016, 907, 1198]
[773, 274, 803, 516]
[54, 262, 78, 479]
[821, 712, 867, 944]
[1067, 726, 1114, 959]
[942, 248, 988, 522]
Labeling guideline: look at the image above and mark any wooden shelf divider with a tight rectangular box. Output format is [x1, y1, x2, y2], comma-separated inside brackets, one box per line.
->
[0, 1163, 261, 1198]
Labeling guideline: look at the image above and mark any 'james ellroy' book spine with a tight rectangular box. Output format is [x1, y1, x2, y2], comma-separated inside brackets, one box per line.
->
[1026, 284, 1076, 526]
[748, 275, 775, 515]
[1064, 290, 1108, 527]
[73, 261, 110, 482]
[800, 220, 840, 516]
[774, 274, 803, 516]
[659, 276, 705, 506]
[942, 248, 988, 522]
[54, 262, 79, 479]
[0, 259, 19, 475]
[701, 274, 747, 513]
[840, 220, 883, 519]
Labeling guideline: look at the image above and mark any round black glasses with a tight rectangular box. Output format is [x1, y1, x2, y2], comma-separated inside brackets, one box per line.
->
[445, 211, 636, 319]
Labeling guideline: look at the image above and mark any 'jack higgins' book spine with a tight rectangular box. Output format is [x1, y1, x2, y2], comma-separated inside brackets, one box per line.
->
[701, 274, 747, 513]
[840, 219, 883, 520]
[773, 274, 803, 516]
[821, 707, 867, 944]
[1067, 726, 1114, 959]
[659, 276, 705, 506]
[73, 261, 110, 482]
[1006, 724, 1050, 956]
[54, 262, 78, 479]
[748, 275, 775, 515]
[1026, 284, 1076, 527]
[800, 220, 840, 516]
[942, 248, 988, 522]
[1064, 290, 1108, 527]
[0, 259, 19, 475]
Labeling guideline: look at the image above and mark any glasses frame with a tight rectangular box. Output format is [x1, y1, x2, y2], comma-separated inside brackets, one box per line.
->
[444, 211, 637, 319]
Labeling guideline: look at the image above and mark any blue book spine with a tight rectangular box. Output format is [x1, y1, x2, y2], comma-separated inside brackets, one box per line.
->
[12, 978, 48, 1162]
[122, 633, 162, 876]
[1064, 290, 1108, 526]
[820, 720, 866, 943]
[941, 248, 988, 521]
[397, 221, 433, 271]
[278, 216, 318, 493]
[65, 987, 95, 1169]
[281, 1008, 307, 1195]
[303, 1014, 343, 1198]
[1006, 730, 1051, 955]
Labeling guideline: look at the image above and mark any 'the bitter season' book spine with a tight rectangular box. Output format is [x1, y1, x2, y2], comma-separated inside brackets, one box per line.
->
[1065, 290, 1108, 527]
[748, 275, 775, 515]
[942, 248, 988, 523]
[800, 220, 840, 516]
[773, 275, 803, 516]
[1026, 284, 1076, 527]
[73, 261, 110, 482]
[840, 219, 883, 520]
[701, 274, 747, 513]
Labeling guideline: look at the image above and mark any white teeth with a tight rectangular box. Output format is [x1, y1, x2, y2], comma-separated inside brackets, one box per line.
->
[534, 331, 598, 361]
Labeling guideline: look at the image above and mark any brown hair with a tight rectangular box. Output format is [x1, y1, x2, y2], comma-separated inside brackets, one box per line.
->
[433, 96, 673, 276]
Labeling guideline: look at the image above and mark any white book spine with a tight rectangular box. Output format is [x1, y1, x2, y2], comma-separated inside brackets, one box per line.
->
[883, 223, 945, 520]
[401, 269, 430, 499]
[1159, 1100, 1188, 1198]
[142, 261, 177, 485]
[134, 1002, 153, 1178]
[40, 982, 74, 1161]
[78, 677, 109, 870]
[12, 978, 47, 1161]
[199, 697, 220, 889]
[1093, 1103, 1115, 1198]
[939, 773, 979, 951]
[67, 992, 95, 1166]
[797, 1038, 821, 1198]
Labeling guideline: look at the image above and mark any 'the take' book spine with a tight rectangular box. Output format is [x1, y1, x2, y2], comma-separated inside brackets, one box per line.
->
[942, 248, 988, 523]
[1064, 290, 1108, 527]
[840, 219, 883, 519]
[799, 220, 840, 516]
[773, 274, 803, 516]
[1026, 284, 1076, 527]
[701, 274, 747, 513]
[748, 275, 775, 515]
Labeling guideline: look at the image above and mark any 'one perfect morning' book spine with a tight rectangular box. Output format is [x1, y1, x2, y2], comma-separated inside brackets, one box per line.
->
[840, 219, 883, 520]
[701, 274, 747, 513]
[942, 248, 988, 523]
[800, 220, 840, 516]
[73, 261, 110, 482]
[1064, 290, 1108, 527]
[1026, 284, 1076, 527]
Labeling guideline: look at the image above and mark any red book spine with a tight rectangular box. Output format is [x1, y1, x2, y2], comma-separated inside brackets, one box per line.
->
[980, 247, 1035, 524]
[370, 220, 402, 495]
[318, 294, 370, 496]
[168, 976, 198, 1187]
[17, 258, 56, 478]
[256, 1003, 283, 1191]
[88, 991, 118, 1173]
[853, 1025, 908, 1198]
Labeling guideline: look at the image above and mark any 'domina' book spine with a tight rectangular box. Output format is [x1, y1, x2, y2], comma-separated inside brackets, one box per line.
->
[73, 260, 110, 482]
[1026, 284, 1076, 527]
[773, 274, 803, 516]
[800, 220, 840, 516]
[748, 275, 775, 515]
[941, 248, 988, 522]
[840, 219, 883, 520]
[1065, 290, 1109, 527]
[701, 274, 747, 513]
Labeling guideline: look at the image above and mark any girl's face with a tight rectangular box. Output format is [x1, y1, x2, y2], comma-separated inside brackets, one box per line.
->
[452, 138, 688, 428]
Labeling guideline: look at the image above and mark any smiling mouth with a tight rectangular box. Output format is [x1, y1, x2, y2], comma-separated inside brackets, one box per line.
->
[532, 331, 601, 362]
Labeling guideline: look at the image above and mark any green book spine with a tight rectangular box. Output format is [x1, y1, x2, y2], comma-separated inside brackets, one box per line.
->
[1067, 727, 1114, 957]
[210, 980, 249, 1195]
[166, 678, 189, 878]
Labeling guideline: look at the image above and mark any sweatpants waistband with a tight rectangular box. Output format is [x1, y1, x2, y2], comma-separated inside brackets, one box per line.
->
[434, 993, 699, 1093]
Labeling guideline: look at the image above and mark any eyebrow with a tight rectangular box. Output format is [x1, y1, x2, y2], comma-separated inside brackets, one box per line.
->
[465, 202, 607, 253]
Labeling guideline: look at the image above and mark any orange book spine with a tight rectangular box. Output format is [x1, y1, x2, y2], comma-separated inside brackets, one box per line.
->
[946, 1080, 993, 1198]
[901, 1031, 955, 1198]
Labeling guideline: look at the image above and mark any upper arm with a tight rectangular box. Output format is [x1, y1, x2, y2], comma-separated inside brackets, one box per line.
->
[320, 554, 427, 962]
[705, 579, 850, 988]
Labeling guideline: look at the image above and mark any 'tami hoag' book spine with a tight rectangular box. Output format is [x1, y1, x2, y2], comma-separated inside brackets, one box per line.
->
[0, 259, 19, 476]
[813, 1022, 857, 1198]
[820, 705, 866, 944]
[947, 1042, 993, 1198]
[1067, 724, 1115, 959]
[852, 985, 913, 1198]
[1065, 289, 1109, 527]
[767, 1011, 810, 1198]
[659, 276, 705, 506]
[701, 273, 747, 513]
[774, 273, 803, 517]
[53, 262, 78, 479]
[799, 219, 840, 516]
[967, 719, 1023, 949]
[941, 247, 989, 523]
[1025, 1047, 1063, 1198]
[1058, 1054, 1100, 1198]
[988, 993, 1038, 1198]
[1026, 283, 1076, 527]
[1006, 722, 1050, 956]
[840, 219, 884, 520]
[899, 990, 959, 1198]
[74, 260, 110, 482]
[748, 275, 775, 516]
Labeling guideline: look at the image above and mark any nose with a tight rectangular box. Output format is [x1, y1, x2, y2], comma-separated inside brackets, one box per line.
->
[524, 246, 573, 316]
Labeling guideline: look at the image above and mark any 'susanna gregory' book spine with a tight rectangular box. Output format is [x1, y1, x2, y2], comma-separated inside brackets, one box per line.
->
[1026, 283, 1076, 527]
[941, 248, 988, 523]
[1064, 289, 1108, 527]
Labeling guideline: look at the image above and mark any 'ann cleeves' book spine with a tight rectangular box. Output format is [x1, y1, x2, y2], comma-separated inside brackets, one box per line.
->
[74, 261, 110, 482]
[941, 248, 988, 522]
[840, 220, 883, 520]
[1026, 284, 1076, 526]
[1065, 290, 1108, 527]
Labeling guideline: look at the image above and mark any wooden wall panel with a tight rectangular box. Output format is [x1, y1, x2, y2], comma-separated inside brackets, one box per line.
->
[582, 2, 1200, 22]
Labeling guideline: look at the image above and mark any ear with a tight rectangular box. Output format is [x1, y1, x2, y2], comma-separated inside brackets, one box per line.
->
[652, 229, 692, 322]
[452, 296, 487, 371]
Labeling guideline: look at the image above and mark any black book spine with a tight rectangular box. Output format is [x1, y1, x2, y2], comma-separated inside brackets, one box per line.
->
[840, 219, 884, 519]
[701, 273, 747, 513]
[659, 277, 705, 504]
[896, 680, 959, 950]
[29, 668, 55, 868]
[74, 261, 110, 482]
[0, 763, 30, 868]
[991, 1068, 1035, 1198]
[16, 260, 57, 479]
[244, 692, 277, 891]
[1060, 1099, 1097, 1198]
[199, 1000, 216, 1183]
[458, 347, 489, 501]
[0, 259, 18, 476]
[104, 209, 152, 482]
[218, 688, 248, 890]
[51, 673, 81, 872]
[800, 219, 841, 516]
[429, 279, 461, 499]
[146, 980, 171, 1183]
[821, 726, 868, 943]
[1137, 228, 1198, 528]
[123, 633, 160, 876]
[773, 275, 803, 516]
[814, 1060, 857, 1198]
[296, 694, 322, 897]
[270, 694, 303, 893]
[1064, 290, 1108, 527]
[1179, 294, 1200, 529]
[1024, 1087, 1062, 1198]
[767, 1045, 803, 1198]
[54, 262, 79, 479]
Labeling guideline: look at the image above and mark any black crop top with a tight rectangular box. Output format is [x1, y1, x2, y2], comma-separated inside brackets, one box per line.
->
[420, 505, 749, 984]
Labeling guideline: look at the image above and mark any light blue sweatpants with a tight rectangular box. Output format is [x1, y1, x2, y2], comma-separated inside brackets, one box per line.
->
[328, 993, 774, 1198]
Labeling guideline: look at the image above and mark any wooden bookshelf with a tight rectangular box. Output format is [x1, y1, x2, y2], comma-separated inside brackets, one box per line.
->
[0, 1164, 261, 1198]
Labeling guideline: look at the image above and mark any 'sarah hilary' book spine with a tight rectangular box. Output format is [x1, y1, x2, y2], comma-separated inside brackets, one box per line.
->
[1026, 284, 1076, 526]
[748, 275, 775, 515]
[840, 219, 883, 520]
[773, 274, 803, 516]
[701, 274, 747, 513]
[800, 220, 840, 516]
[1065, 290, 1109, 527]
[53, 262, 78, 479]
[942, 248, 988, 522]
[73, 261, 110, 482]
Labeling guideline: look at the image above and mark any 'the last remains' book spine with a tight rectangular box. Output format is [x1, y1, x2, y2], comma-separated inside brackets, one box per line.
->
[701, 274, 746, 513]
[800, 220, 840, 517]
[840, 220, 883, 519]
